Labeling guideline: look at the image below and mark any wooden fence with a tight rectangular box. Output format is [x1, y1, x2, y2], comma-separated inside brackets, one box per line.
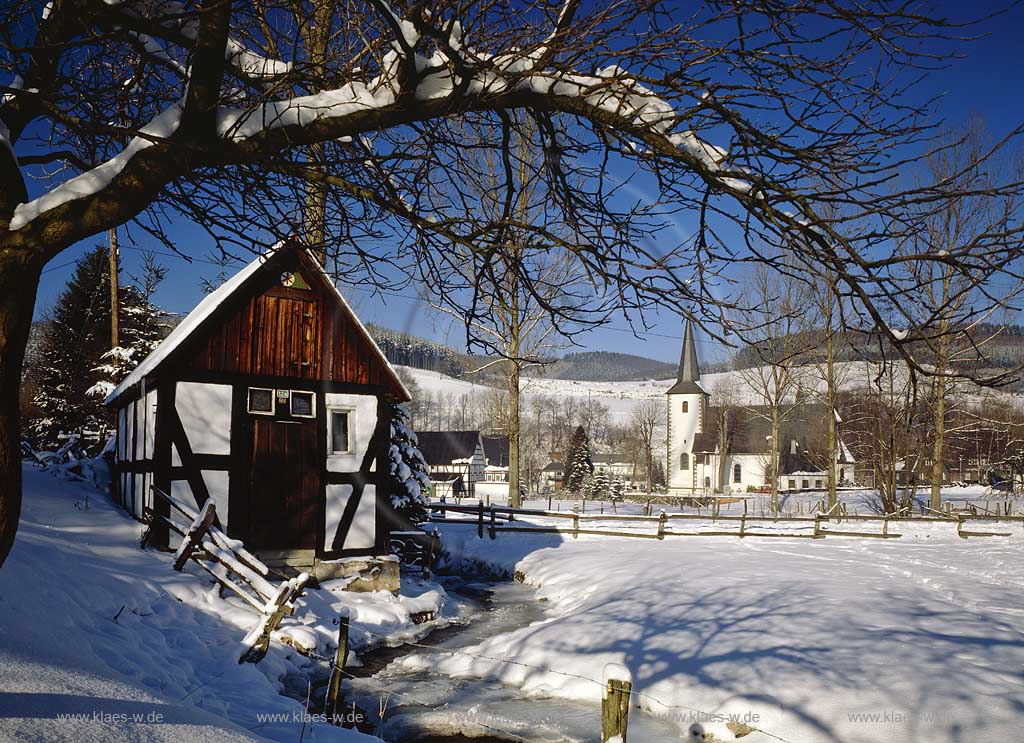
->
[426, 500, 1023, 541]
[142, 486, 310, 663]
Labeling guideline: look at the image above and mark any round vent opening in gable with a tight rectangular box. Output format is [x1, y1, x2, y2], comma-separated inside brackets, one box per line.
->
[280, 272, 310, 290]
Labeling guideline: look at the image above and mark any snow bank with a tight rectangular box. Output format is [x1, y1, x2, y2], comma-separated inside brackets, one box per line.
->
[426, 516, 1024, 742]
[0, 465, 455, 742]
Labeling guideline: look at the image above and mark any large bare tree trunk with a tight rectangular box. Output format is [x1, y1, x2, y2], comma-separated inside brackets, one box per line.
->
[825, 327, 838, 512]
[0, 255, 44, 568]
[930, 345, 947, 510]
[508, 361, 521, 507]
[770, 407, 781, 512]
[108, 228, 119, 347]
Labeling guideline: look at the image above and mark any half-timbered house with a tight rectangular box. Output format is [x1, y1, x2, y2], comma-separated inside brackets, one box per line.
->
[105, 241, 410, 578]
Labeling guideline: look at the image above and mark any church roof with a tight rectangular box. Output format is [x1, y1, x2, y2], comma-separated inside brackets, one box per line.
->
[666, 319, 705, 395]
[691, 402, 851, 472]
[417, 431, 482, 465]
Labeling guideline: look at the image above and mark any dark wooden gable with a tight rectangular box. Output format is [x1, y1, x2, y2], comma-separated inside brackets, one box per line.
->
[177, 245, 407, 399]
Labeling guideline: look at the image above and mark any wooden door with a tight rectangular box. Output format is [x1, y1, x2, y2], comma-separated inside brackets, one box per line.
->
[248, 418, 319, 549]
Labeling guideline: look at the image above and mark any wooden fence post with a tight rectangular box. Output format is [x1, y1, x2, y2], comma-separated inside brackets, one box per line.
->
[657, 510, 667, 540]
[489, 506, 497, 540]
[573, 505, 580, 539]
[424, 529, 439, 577]
[477, 500, 484, 539]
[601, 663, 632, 743]
[326, 609, 350, 723]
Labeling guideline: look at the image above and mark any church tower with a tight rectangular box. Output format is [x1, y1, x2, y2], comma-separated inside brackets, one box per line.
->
[666, 320, 708, 494]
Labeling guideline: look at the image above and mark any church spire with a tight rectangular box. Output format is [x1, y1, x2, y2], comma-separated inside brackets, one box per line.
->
[666, 319, 704, 395]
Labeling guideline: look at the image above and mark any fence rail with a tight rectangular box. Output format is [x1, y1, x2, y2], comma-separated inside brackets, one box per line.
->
[425, 500, 1023, 542]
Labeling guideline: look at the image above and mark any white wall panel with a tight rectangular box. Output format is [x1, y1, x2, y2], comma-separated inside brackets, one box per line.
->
[203, 470, 230, 526]
[175, 382, 232, 454]
[324, 393, 377, 472]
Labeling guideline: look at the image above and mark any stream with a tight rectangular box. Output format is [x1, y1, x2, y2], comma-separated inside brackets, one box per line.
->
[307, 576, 683, 743]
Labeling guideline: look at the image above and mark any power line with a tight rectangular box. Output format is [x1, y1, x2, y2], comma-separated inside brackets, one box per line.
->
[51, 243, 729, 348]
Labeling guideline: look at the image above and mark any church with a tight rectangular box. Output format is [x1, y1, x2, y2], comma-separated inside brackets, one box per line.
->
[666, 322, 854, 496]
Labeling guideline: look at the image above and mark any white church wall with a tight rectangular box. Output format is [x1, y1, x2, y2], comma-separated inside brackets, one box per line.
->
[667, 393, 702, 491]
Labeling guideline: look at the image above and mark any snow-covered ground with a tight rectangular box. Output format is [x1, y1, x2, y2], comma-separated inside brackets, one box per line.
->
[0, 465, 462, 743]
[425, 511, 1024, 742]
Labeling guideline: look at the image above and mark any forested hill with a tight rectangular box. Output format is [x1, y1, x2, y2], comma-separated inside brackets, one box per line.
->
[524, 351, 678, 382]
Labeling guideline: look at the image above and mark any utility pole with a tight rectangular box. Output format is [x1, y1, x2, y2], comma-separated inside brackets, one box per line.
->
[109, 226, 119, 348]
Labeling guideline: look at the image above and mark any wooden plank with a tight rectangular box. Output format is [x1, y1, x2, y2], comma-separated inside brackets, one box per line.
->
[240, 572, 311, 663]
[173, 500, 217, 571]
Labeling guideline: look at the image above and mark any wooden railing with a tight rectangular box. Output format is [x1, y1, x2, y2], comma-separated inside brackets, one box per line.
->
[143, 486, 310, 663]
[426, 500, 1022, 541]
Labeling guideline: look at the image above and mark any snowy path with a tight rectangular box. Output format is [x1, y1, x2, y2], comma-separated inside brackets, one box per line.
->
[0, 466, 450, 743]
[430, 521, 1024, 742]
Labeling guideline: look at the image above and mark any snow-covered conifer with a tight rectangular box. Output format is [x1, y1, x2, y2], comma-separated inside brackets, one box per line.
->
[387, 403, 431, 522]
[563, 425, 594, 495]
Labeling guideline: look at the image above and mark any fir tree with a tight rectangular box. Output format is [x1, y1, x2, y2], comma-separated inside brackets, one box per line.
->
[609, 476, 625, 502]
[29, 247, 114, 448]
[387, 403, 431, 522]
[591, 469, 610, 500]
[651, 459, 666, 490]
[88, 251, 168, 399]
[563, 425, 594, 495]
[29, 246, 167, 450]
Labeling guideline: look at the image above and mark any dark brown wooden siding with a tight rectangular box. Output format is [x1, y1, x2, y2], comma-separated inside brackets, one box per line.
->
[181, 269, 401, 395]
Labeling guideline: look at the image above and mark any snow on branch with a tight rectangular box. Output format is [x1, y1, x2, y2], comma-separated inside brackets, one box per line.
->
[8, 102, 183, 231]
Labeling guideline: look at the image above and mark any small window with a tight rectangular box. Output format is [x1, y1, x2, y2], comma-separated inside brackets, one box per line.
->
[788, 479, 796, 490]
[733, 463, 742, 483]
[290, 391, 315, 418]
[682, 401, 689, 413]
[329, 410, 351, 454]
[248, 387, 274, 415]
[815, 479, 823, 489]
[802, 479, 809, 489]
[680, 453, 689, 470]
[704, 476, 711, 489]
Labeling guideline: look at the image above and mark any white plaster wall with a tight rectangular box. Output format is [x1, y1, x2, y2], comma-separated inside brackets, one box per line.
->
[175, 382, 231, 454]
[171, 480, 200, 514]
[124, 401, 135, 462]
[325, 483, 353, 546]
[324, 393, 377, 472]
[324, 483, 377, 551]
[203, 470, 230, 524]
[143, 389, 157, 459]
[117, 408, 127, 462]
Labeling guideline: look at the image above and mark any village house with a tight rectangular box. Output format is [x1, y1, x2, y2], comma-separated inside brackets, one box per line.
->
[416, 430, 486, 500]
[666, 321, 855, 496]
[105, 241, 410, 583]
[591, 453, 635, 487]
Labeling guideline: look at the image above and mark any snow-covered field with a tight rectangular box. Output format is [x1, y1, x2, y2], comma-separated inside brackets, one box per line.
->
[0, 465, 463, 743]
[427, 513, 1024, 742]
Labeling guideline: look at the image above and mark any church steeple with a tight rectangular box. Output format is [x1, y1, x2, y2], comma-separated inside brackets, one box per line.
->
[666, 319, 704, 395]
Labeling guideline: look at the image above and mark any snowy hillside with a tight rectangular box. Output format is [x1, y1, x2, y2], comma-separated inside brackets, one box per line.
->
[402, 360, 1023, 424]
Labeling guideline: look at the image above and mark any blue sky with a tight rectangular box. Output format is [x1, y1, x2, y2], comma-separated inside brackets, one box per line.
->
[31, 0, 1024, 366]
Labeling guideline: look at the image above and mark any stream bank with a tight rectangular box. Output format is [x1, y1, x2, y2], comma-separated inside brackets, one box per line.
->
[296, 575, 681, 743]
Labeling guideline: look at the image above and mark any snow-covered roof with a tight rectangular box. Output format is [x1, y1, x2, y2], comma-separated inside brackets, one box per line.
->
[105, 241, 409, 405]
